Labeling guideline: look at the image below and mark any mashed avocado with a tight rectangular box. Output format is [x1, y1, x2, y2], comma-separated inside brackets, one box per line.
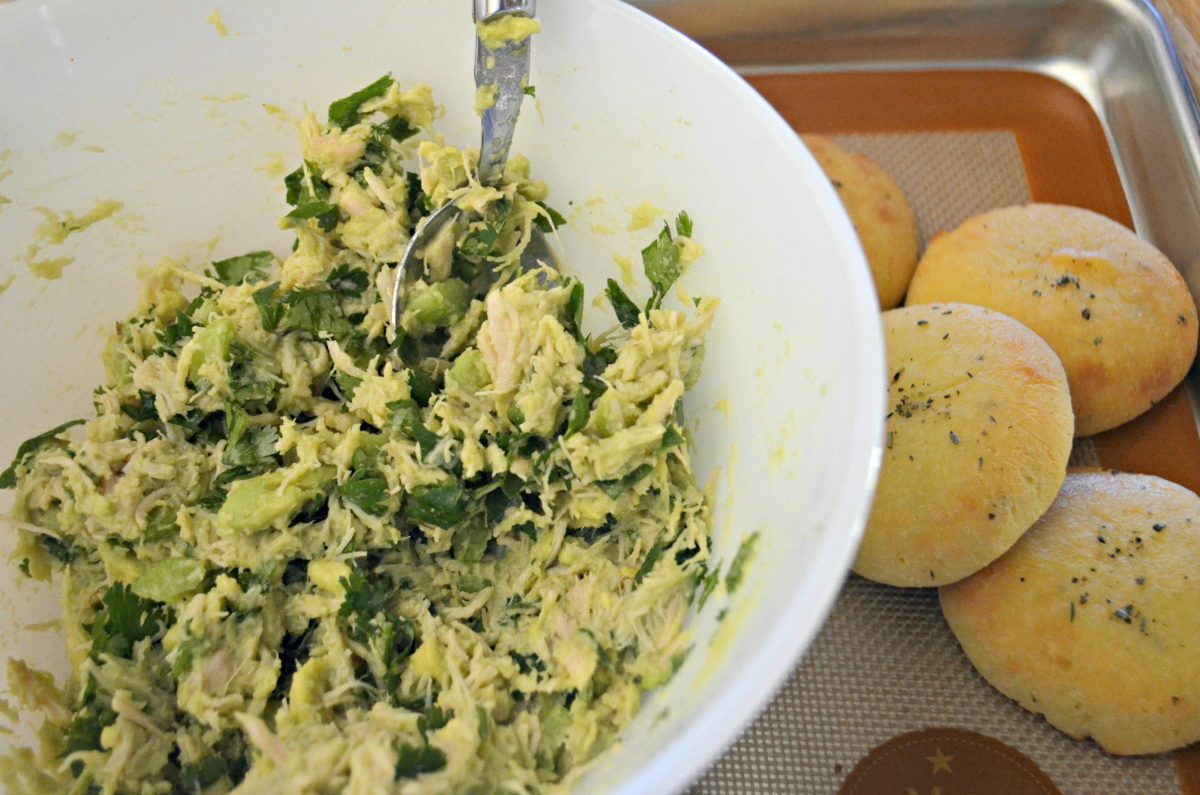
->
[1, 75, 715, 794]
[476, 16, 541, 52]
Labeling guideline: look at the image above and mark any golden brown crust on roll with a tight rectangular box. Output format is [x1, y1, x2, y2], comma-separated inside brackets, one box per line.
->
[854, 302, 1073, 587]
[803, 135, 920, 310]
[907, 203, 1198, 436]
[941, 470, 1200, 755]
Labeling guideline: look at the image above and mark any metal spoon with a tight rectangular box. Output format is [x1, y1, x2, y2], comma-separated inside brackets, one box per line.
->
[390, 0, 551, 332]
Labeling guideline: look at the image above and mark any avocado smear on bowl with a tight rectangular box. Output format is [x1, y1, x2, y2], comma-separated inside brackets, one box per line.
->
[1, 74, 716, 794]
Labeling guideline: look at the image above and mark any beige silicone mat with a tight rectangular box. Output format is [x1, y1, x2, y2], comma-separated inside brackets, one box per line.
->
[691, 131, 1176, 794]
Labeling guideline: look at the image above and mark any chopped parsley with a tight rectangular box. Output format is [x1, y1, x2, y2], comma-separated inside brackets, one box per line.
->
[180, 756, 229, 791]
[156, 296, 205, 353]
[328, 74, 395, 127]
[597, 464, 653, 500]
[283, 162, 339, 231]
[88, 583, 166, 660]
[605, 279, 640, 329]
[405, 481, 468, 529]
[328, 263, 370, 296]
[281, 290, 354, 339]
[642, 211, 691, 312]
[338, 468, 391, 516]
[725, 532, 760, 594]
[252, 283, 285, 331]
[388, 399, 440, 458]
[120, 390, 159, 423]
[210, 250, 273, 285]
[533, 201, 565, 233]
[0, 419, 85, 489]
[565, 391, 590, 436]
[634, 545, 663, 584]
[394, 743, 447, 780]
[285, 200, 340, 232]
[221, 411, 279, 470]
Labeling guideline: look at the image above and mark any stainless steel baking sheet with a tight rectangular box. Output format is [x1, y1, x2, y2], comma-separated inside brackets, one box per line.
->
[627, 2, 1200, 792]
[635, 0, 1200, 305]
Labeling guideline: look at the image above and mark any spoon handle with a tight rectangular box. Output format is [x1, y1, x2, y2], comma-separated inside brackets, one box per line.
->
[474, 0, 533, 19]
[474, 0, 535, 186]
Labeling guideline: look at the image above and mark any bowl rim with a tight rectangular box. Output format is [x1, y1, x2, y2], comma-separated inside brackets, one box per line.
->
[589, 2, 886, 793]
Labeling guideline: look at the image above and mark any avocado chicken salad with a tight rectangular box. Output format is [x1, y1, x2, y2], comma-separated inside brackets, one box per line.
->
[1, 74, 717, 794]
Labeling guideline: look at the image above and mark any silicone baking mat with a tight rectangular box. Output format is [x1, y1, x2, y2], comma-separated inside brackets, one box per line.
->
[691, 71, 1200, 794]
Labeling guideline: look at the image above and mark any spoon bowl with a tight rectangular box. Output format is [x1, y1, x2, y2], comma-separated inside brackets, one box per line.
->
[389, 0, 552, 332]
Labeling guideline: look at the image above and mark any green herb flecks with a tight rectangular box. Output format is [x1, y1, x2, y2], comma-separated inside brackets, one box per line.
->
[283, 162, 339, 231]
[338, 468, 391, 516]
[394, 743, 447, 780]
[406, 481, 467, 529]
[597, 464, 653, 500]
[458, 227, 500, 258]
[388, 399, 440, 458]
[725, 531, 759, 594]
[417, 705, 450, 740]
[284, 161, 328, 206]
[337, 567, 391, 643]
[660, 425, 685, 451]
[532, 201, 565, 233]
[327, 263, 370, 297]
[641, 212, 692, 312]
[634, 545, 662, 585]
[696, 563, 721, 608]
[329, 74, 395, 127]
[120, 390, 159, 423]
[563, 278, 585, 343]
[453, 522, 491, 565]
[605, 279, 640, 329]
[63, 706, 117, 775]
[281, 290, 354, 339]
[222, 407, 279, 469]
[210, 250, 273, 285]
[252, 283, 284, 331]
[565, 391, 590, 437]
[337, 566, 417, 693]
[197, 465, 265, 512]
[285, 200, 340, 232]
[156, 296, 205, 353]
[180, 756, 229, 791]
[368, 116, 417, 152]
[0, 419, 85, 489]
[674, 210, 693, 237]
[88, 583, 166, 660]
[144, 504, 180, 543]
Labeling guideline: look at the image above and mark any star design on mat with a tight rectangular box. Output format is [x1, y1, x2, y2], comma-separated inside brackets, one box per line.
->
[925, 747, 954, 775]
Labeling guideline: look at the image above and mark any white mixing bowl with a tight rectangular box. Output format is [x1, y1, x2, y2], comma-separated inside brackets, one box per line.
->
[0, 1, 884, 791]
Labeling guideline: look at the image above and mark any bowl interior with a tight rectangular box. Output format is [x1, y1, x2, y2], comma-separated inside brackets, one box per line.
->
[0, 1, 884, 791]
